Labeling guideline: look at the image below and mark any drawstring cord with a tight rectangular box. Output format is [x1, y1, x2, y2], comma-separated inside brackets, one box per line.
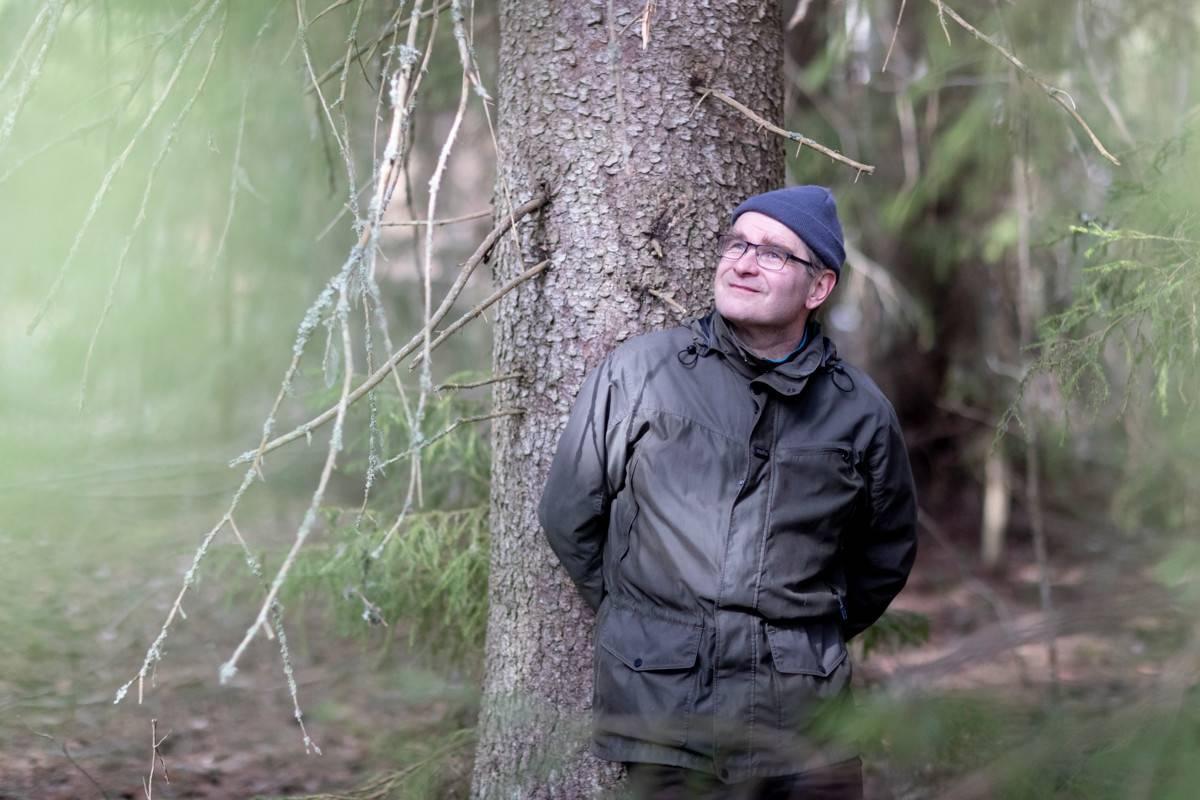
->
[676, 341, 711, 368]
[824, 356, 855, 393]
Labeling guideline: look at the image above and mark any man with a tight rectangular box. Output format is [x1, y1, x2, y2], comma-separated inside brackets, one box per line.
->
[538, 186, 918, 799]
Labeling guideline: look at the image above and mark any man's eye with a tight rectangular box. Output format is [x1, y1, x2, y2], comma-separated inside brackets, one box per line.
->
[759, 247, 786, 263]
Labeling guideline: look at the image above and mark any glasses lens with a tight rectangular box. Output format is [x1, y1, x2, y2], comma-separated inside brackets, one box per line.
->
[719, 236, 746, 259]
[756, 246, 787, 271]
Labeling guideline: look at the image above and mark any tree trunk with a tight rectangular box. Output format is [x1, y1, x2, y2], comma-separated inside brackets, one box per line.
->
[474, 2, 784, 797]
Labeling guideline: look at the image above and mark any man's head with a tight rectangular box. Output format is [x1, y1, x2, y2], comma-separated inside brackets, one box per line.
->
[713, 186, 844, 356]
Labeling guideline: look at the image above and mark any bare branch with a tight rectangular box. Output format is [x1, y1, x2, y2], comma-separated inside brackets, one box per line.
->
[647, 288, 688, 317]
[928, 0, 1121, 166]
[881, 0, 907, 74]
[310, 0, 352, 26]
[381, 209, 491, 227]
[695, 85, 876, 175]
[411, 259, 551, 368]
[640, 0, 656, 49]
[436, 372, 523, 392]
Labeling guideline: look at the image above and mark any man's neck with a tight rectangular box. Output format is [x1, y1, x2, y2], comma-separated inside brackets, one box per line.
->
[726, 317, 810, 360]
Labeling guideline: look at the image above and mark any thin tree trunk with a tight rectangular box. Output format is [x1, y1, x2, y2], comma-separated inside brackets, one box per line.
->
[474, 2, 784, 796]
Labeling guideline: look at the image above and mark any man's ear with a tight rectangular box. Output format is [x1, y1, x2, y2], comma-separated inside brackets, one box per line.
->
[805, 270, 838, 310]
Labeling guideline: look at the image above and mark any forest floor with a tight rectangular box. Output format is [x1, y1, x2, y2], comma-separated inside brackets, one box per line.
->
[0, 461, 1176, 800]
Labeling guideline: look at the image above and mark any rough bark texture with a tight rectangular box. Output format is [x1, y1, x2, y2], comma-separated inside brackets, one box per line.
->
[474, 2, 784, 797]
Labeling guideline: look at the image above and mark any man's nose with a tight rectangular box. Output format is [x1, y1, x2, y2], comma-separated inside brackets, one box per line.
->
[731, 249, 761, 275]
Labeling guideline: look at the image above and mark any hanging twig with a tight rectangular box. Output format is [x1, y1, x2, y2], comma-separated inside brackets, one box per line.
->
[694, 85, 876, 174]
[231, 195, 547, 467]
[0, 4, 51, 95]
[79, 5, 230, 410]
[639, 0, 656, 49]
[220, 273, 357, 686]
[927, 0, 1121, 166]
[27, 0, 223, 335]
[304, 0, 453, 95]
[881, 0, 908, 73]
[0, 0, 67, 157]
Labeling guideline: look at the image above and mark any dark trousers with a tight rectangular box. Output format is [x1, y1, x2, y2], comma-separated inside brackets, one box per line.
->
[625, 758, 864, 800]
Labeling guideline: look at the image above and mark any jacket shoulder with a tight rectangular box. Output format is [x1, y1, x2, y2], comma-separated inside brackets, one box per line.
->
[834, 360, 903, 428]
[605, 325, 694, 371]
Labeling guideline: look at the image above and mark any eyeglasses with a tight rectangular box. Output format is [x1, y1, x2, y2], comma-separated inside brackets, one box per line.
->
[717, 234, 812, 272]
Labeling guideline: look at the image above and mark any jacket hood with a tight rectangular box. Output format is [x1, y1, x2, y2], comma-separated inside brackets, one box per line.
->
[686, 310, 844, 392]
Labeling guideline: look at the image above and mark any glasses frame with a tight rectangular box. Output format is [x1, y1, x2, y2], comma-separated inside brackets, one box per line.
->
[717, 234, 813, 272]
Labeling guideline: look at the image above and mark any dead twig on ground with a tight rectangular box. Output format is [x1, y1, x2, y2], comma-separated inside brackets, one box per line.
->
[28, 728, 110, 800]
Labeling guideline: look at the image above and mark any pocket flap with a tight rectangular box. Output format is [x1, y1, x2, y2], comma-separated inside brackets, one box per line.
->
[764, 621, 847, 677]
[599, 603, 702, 672]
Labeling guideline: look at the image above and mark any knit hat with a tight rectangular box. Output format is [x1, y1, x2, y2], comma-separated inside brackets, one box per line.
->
[731, 186, 846, 275]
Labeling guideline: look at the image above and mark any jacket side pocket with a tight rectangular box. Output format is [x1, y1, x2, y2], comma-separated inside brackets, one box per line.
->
[763, 620, 851, 735]
[594, 603, 702, 747]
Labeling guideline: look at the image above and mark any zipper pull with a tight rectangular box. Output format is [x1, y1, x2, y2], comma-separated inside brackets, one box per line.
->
[835, 593, 848, 621]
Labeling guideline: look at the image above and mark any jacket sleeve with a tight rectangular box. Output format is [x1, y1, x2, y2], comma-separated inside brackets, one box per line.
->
[843, 408, 918, 640]
[537, 356, 629, 612]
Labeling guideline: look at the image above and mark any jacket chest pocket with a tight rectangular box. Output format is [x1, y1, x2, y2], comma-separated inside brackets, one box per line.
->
[593, 602, 702, 747]
[762, 446, 863, 589]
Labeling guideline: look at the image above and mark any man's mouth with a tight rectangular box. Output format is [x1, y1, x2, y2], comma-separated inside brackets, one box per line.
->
[728, 282, 760, 294]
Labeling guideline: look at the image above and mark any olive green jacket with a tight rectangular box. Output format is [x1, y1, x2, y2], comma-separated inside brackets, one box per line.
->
[538, 310, 917, 782]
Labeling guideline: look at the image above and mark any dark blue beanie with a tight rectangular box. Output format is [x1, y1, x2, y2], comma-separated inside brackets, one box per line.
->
[731, 185, 846, 275]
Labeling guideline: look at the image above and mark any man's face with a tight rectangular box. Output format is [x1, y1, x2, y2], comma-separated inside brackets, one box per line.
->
[713, 211, 831, 347]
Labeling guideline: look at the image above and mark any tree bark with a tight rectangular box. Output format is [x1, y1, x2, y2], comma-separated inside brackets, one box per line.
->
[474, 1, 784, 797]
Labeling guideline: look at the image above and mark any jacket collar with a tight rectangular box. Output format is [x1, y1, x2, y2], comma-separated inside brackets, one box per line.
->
[687, 310, 839, 396]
